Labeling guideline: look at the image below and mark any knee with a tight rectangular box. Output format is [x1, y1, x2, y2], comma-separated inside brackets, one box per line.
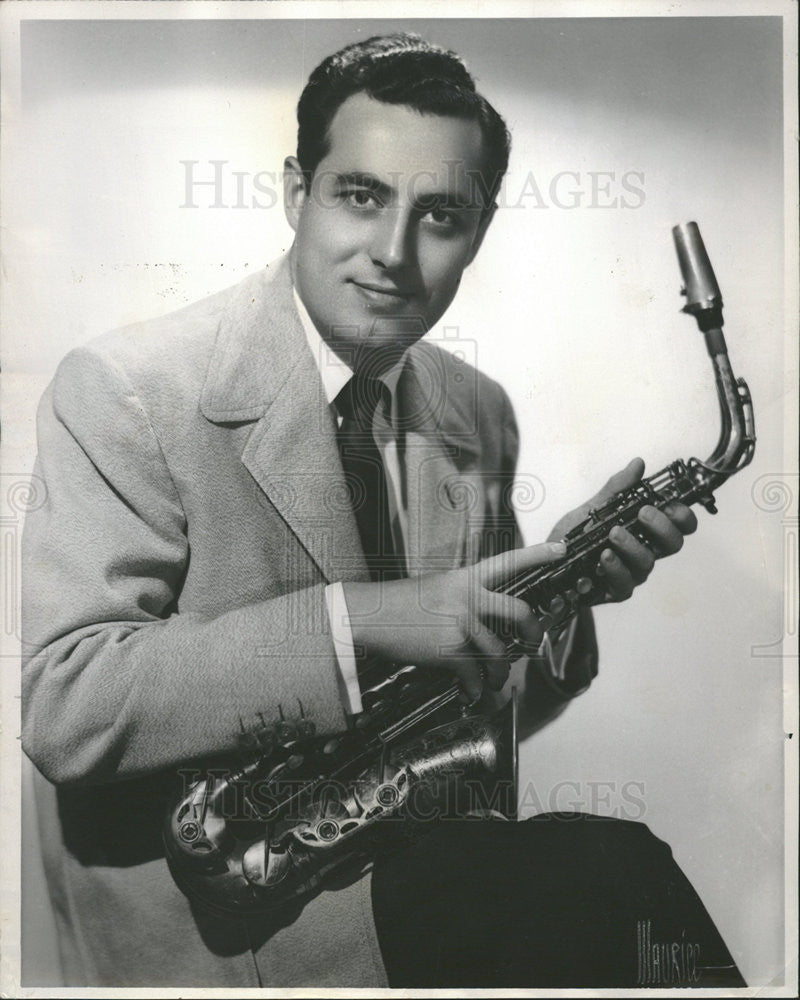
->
[526, 812, 672, 864]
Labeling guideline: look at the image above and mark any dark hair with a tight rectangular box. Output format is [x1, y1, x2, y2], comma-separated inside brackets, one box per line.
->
[296, 33, 511, 208]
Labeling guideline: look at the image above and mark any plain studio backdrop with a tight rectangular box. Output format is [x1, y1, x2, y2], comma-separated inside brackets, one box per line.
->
[2, 13, 789, 988]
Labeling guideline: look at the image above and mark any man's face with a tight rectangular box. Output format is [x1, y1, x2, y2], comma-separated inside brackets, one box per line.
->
[285, 92, 495, 370]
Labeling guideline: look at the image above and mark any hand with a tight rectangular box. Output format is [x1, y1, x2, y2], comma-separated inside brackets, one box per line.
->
[342, 542, 566, 702]
[549, 457, 698, 605]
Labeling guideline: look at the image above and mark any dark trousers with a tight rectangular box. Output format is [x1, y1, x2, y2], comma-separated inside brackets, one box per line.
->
[372, 814, 746, 989]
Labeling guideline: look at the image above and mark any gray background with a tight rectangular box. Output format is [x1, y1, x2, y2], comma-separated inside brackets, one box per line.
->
[6, 15, 786, 987]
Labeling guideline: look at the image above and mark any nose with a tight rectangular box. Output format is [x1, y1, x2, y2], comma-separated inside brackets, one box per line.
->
[369, 207, 412, 271]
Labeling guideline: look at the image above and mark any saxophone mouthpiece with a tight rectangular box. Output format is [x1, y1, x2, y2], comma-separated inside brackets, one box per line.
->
[672, 222, 723, 329]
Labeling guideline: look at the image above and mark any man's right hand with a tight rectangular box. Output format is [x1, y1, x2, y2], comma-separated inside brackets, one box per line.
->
[341, 542, 566, 702]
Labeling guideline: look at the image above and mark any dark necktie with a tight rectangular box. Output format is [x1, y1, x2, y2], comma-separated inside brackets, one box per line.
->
[335, 373, 403, 581]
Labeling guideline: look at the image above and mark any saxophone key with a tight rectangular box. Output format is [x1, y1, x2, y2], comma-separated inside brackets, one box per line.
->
[237, 730, 261, 754]
[376, 783, 400, 807]
[276, 721, 297, 743]
[316, 820, 340, 841]
[256, 726, 276, 752]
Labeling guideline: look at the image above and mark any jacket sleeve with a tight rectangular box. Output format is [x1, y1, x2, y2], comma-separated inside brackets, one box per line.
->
[494, 387, 599, 737]
[21, 347, 348, 786]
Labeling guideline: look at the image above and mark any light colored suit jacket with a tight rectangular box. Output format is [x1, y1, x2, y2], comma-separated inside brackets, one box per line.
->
[22, 257, 597, 986]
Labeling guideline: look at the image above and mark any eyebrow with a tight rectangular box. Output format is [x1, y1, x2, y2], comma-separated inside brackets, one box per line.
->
[334, 172, 393, 198]
[334, 171, 480, 211]
[416, 191, 474, 210]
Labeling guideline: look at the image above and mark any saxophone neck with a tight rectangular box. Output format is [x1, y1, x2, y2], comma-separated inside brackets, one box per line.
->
[698, 331, 756, 486]
[672, 222, 756, 486]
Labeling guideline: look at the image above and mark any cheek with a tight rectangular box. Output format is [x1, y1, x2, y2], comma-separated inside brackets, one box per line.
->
[422, 245, 473, 302]
[295, 211, 335, 265]
[296, 207, 354, 265]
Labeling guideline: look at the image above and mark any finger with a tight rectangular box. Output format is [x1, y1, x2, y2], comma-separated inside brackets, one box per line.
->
[598, 547, 635, 601]
[662, 501, 698, 535]
[476, 592, 544, 653]
[478, 541, 566, 591]
[454, 662, 485, 704]
[607, 525, 656, 583]
[469, 623, 511, 662]
[467, 627, 512, 692]
[637, 506, 685, 556]
[513, 607, 545, 653]
[590, 457, 645, 506]
[483, 659, 511, 692]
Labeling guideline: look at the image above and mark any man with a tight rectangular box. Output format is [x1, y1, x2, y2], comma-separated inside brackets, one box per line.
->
[21, 33, 741, 988]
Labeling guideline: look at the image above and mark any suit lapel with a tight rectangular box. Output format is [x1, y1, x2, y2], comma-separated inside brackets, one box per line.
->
[241, 358, 370, 583]
[398, 346, 480, 575]
[200, 259, 368, 583]
[199, 260, 486, 581]
[402, 433, 467, 575]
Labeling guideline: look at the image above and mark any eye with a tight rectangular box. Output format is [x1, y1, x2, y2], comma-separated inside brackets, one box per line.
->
[426, 206, 457, 227]
[344, 188, 381, 209]
[418, 200, 461, 230]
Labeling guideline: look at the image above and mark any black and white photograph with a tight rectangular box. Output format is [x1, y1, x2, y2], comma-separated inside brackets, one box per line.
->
[1, 1, 797, 994]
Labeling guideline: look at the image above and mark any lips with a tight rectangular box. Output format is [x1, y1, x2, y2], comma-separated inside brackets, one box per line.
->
[348, 279, 414, 307]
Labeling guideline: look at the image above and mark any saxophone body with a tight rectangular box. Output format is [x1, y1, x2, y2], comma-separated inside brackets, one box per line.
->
[166, 694, 518, 915]
[164, 222, 755, 915]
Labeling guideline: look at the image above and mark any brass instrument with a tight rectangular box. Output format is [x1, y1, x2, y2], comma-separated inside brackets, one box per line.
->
[164, 222, 755, 915]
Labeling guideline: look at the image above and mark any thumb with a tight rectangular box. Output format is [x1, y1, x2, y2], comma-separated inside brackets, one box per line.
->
[478, 541, 566, 591]
[590, 457, 645, 506]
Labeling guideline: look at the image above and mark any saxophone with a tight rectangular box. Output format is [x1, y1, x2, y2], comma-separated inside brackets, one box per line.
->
[164, 222, 755, 915]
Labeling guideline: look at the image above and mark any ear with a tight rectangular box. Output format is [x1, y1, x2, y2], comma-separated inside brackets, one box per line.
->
[283, 156, 309, 233]
[465, 202, 497, 267]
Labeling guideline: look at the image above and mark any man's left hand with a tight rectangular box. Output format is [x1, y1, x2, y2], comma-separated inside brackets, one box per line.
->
[549, 457, 698, 605]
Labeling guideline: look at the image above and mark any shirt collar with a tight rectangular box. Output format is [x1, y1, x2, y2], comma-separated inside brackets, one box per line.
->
[292, 286, 407, 407]
[293, 287, 351, 406]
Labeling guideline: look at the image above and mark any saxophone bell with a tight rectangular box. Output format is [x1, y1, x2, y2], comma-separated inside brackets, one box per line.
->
[165, 690, 519, 915]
